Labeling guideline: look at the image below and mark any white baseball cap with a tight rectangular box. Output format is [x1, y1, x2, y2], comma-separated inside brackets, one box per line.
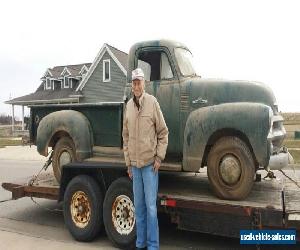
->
[132, 68, 144, 81]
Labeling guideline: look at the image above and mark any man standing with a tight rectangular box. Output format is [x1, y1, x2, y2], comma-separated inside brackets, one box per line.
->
[122, 68, 169, 250]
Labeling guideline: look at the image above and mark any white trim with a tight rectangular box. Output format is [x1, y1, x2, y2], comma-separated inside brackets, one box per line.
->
[69, 94, 83, 98]
[41, 69, 53, 79]
[68, 76, 81, 80]
[106, 46, 127, 76]
[76, 44, 127, 91]
[6, 97, 79, 105]
[79, 65, 89, 75]
[61, 67, 71, 76]
[103, 59, 111, 82]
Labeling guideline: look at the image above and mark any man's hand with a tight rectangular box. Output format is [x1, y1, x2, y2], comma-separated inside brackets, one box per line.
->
[153, 159, 161, 173]
[127, 167, 133, 179]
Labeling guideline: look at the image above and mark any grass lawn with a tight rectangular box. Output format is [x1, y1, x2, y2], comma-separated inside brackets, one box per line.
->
[0, 138, 23, 148]
[289, 149, 300, 164]
[282, 139, 300, 163]
[283, 139, 300, 149]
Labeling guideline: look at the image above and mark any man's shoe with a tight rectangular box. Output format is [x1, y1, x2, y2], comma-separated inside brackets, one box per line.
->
[136, 247, 147, 250]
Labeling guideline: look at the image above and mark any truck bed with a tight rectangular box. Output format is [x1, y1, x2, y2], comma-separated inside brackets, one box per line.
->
[2, 168, 300, 239]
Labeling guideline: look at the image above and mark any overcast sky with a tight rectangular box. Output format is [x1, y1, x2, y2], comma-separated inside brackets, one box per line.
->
[0, 0, 299, 119]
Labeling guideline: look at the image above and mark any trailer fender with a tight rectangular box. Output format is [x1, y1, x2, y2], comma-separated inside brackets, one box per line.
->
[183, 102, 271, 172]
[36, 110, 93, 160]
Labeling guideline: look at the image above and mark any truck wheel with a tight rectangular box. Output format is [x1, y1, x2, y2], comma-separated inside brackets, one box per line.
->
[52, 137, 76, 183]
[63, 175, 103, 241]
[103, 177, 136, 250]
[207, 136, 255, 200]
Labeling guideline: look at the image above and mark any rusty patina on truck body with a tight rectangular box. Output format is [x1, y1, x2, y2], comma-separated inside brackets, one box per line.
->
[30, 40, 292, 200]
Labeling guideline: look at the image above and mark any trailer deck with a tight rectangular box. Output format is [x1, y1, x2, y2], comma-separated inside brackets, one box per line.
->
[2, 168, 300, 239]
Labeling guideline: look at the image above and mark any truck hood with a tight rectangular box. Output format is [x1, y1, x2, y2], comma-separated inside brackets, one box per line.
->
[187, 78, 277, 112]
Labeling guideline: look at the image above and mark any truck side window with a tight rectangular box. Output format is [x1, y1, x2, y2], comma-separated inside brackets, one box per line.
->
[138, 60, 151, 81]
[161, 53, 173, 80]
[137, 50, 174, 81]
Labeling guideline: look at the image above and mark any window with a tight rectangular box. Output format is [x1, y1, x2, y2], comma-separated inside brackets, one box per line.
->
[138, 60, 151, 81]
[174, 48, 197, 76]
[46, 77, 52, 90]
[103, 59, 111, 82]
[137, 50, 174, 81]
[64, 76, 70, 88]
[161, 53, 173, 80]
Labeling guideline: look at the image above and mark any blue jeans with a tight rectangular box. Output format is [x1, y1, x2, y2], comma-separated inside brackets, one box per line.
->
[132, 164, 159, 250]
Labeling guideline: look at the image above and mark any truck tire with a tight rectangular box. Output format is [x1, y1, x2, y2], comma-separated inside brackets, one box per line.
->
[103, 177, 136, 250]
[63, 175, 103, 241]
[207, 136, 255, 200]
[52, 137, 77, 183]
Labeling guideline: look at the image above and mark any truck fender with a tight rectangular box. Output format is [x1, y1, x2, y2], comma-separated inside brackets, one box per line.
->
[36, 110, 93, 160]
[183, 102, 271, 172]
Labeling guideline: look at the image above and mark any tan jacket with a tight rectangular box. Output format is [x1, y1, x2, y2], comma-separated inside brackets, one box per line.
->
[122, 92, 169, 168]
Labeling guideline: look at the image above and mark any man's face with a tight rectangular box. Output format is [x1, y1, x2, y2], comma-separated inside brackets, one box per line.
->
[132, 79, 145, 98]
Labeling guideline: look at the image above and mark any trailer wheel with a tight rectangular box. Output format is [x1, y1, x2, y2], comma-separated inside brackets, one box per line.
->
[53, 137, 76, 183]
[207, 136, 255, 200]
[103, 177, 136, 249]
[64, 175, 103, 241]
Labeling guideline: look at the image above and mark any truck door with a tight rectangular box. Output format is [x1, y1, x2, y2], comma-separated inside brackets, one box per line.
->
[135, 48, 181, 158]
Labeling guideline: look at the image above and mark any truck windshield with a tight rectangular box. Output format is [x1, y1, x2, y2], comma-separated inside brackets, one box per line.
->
[175, 48, 197, 77]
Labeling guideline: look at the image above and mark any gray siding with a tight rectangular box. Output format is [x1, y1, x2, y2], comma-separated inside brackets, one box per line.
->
[81, 51, 126, 103]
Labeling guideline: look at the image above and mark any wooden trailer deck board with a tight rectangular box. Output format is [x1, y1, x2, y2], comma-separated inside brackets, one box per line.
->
[2, 170, 284, 211]
[158, 171, 283, 210]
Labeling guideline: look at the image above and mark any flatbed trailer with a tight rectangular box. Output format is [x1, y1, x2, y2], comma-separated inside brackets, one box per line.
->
[2, 161, 300, 248]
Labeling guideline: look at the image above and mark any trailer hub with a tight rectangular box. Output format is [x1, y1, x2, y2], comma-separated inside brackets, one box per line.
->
[112, 195, 135, 235]
[70, 191, 91, 228]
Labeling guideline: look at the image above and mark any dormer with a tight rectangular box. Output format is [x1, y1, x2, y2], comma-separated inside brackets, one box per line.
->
[42, 69, 54, 90]
[61, 67, 71, 88]
[79, 65, 89, 80]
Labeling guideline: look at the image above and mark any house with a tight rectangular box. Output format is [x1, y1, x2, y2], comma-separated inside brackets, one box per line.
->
[78, 43, 128, 103]
[5, 43, 128, 131]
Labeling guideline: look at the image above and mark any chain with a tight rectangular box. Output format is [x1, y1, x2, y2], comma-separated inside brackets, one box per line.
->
[279, 169, 300, 189]
[30, 197, 63, 212]
[28, 150, 53, 186]
[263, 170, 276, 180]
[1, 151, 61, 211]
[27, 150, 63, 212]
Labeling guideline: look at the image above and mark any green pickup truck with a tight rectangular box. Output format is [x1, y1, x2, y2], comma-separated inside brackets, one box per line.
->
[30, 39, 292, 200]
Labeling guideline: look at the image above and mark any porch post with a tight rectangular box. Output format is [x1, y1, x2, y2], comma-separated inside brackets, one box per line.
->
[21, 105, 25, 130]
[11, 104, 15, 132]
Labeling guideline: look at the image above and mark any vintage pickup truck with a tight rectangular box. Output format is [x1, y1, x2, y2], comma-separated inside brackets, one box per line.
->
[30, 39, 292, 200]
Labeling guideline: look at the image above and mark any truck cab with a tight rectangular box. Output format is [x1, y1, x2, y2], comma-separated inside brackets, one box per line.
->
[125, 40, 291, 199]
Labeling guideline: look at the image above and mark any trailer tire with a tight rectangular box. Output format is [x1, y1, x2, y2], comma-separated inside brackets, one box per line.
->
[103, 177, 136, 250]
[53, 137, 77, 183]
[64, 175, 103, 242]
[207, 136, 255, 200]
